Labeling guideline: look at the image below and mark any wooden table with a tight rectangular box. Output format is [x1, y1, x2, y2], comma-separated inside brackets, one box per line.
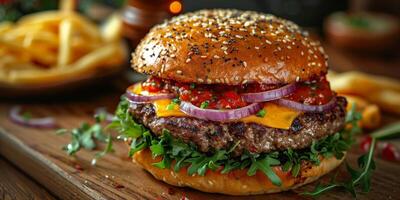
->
[0, 42, 399, 200]
[0, 156, 55, 200]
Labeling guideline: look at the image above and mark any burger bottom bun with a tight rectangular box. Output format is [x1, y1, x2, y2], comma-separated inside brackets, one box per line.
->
[133, 149, 345, 195]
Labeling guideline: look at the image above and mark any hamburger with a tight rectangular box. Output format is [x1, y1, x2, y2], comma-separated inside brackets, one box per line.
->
[114, 9, 350, 195]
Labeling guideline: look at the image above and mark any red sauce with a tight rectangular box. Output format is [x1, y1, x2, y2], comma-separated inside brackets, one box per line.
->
[285, 76, 334, 105]
[141, 77, 163, 93]
[177, 85, 247, 109]
[140, 76, 334, 109]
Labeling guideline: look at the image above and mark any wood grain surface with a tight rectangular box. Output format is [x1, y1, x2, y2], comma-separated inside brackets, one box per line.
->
[0, 157, 56, 200]
[0, 92, 399, 200]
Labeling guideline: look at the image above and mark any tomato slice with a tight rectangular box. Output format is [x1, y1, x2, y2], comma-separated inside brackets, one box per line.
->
[142, 77, 163, 93]
[286, 76, 334, 105]
[140, 75, 335, 109]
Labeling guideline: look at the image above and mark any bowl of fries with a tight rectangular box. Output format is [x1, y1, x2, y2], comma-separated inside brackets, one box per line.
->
[0, 1, 127, 96]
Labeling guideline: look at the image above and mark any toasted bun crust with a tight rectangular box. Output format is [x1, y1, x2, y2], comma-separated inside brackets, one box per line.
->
[133, 149, 345, 195]
[131, 9, 328, 85]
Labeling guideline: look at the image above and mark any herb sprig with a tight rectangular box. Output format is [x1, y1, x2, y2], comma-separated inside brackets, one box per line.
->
[58, 112, 114, 165]
[111, 98, 362, 187]
[303, 122, 400, 198]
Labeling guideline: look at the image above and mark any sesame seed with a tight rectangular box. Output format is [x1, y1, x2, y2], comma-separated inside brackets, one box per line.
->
[255, 46, 259, 50]
[200, 55, 207, 59]
[197, 78, 204, 83]
[296, 76, 300, 82]
[265, 40, 272, 45]
[170, 54, 176, 58]
[185, 58, 191, 63]
[213, 55, 220, 59]
[242, 61, 247, 67]
[176, 70, 182, 74]
[235, 35, 243, 39]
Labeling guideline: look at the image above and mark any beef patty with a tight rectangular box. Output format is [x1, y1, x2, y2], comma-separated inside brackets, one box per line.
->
[129, 96, 347, 155]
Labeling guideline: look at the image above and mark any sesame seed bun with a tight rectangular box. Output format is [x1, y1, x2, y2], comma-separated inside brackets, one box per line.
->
[131, 9, 328, 85]
[133, 149, 345, 195]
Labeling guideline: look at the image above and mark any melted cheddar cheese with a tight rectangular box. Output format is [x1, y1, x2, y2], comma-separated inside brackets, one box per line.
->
[241, 103, 300, 129]
[153, 99, 188, 117]
[152, 99, 300, 129]
[131, 83, 301, 129]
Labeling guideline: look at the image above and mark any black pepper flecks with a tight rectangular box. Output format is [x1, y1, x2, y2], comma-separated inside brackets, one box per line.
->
[133, 9, 327, 85]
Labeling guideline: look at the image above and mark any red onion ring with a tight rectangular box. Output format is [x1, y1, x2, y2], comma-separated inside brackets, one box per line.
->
[9, 106, 57, 128]
[180, 101, 262, 122]
[125, 90, 175, 103]
[241, 83, 298, 103]
[276, 97, 337, 112]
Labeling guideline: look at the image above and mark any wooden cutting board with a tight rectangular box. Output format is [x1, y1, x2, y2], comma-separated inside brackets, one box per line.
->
[0, 92, 399, 200]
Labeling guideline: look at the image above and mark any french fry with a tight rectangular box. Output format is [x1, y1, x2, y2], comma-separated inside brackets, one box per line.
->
[101, 14, 122, 42]
[344, 95, 381, 129]
[329, 71, 400, 115]
[5, 42, 124, 85]
[58, 19, 73, 67]
[68, 13, 101, 40]
[23, 31, 59, 47]
[362, 105, 381, 130]
[60, 0, 76, 12]
[0, 3, 126, 89]
[0, 39, 56, 66]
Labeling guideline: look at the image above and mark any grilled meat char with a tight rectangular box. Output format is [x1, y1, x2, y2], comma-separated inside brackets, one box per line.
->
[129, 96, 347, 156]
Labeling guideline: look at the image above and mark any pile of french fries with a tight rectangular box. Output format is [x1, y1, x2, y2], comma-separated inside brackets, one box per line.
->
[328, 70, 400, 129]
[0, 0, 126, 87]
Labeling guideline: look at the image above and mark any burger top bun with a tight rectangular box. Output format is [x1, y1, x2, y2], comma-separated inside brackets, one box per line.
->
[132, 9, 328, 85]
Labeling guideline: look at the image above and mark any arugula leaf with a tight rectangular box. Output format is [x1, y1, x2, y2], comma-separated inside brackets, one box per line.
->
[62, 121, 108, 155]
[152, 155, 172, 169]
[114, 98, 390, 196]
[59, 105, 115, 165]
[256, 109, 266, 118]
[247, 154, 282, 186]
[91, 135, 114, 165]
[200, 101, 209, 109]
[303, 104, 400, 198]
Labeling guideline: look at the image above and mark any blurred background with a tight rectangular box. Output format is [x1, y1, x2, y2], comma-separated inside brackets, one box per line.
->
[0, 0, 399, 117]
[1, 0, 398, 76]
